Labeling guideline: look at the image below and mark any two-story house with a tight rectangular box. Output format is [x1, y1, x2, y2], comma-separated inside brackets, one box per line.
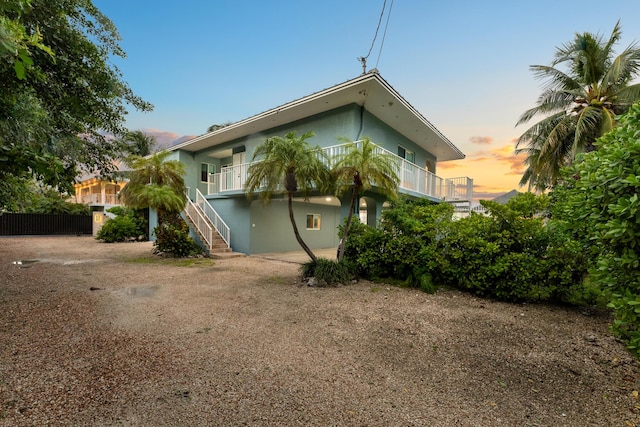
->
[164, 71, 473, 255]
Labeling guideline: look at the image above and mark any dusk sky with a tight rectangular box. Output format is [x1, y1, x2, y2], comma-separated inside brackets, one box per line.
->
[93, 0, 640, 200]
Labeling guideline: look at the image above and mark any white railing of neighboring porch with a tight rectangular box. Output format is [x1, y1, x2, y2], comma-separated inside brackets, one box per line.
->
[195, 188, 231, 247]
[206, 141, 473, 202]
[184, 196, 213, 250]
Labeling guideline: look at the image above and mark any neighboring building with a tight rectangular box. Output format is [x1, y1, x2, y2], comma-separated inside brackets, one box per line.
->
[73, 176, 127, 211]
[167, 71, 473, 255]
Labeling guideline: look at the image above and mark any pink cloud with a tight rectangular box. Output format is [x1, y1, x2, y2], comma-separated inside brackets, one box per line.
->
[469, 136, 493, 145]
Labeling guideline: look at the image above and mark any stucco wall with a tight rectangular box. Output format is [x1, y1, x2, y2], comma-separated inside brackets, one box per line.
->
[249, 199, 341, 254]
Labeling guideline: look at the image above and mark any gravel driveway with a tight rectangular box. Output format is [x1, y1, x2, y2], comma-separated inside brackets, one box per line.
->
[1, 236, 639, 426]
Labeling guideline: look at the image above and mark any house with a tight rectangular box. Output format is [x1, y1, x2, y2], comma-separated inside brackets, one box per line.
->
[73, 176, 127, 210]
[166, 71, 473, 255]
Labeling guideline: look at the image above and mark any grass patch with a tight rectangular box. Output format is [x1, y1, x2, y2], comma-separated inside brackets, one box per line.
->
[268, 276, 288, 285]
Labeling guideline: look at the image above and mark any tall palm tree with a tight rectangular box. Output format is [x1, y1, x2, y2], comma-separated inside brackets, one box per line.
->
[516, 21, 640, 190]
[244, 131, 332, 261]
[332, 137, 399, 262]
[120, 151, 186, 224]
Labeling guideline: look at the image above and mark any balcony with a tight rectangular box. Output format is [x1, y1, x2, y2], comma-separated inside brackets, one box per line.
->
[206, 141, 473, 202]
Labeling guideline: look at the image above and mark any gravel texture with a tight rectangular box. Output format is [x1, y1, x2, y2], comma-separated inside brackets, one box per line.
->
[1, 236, 639, 426]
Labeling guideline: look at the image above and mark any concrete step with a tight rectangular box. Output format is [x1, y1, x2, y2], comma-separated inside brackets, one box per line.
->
[210, 251, 245, 260]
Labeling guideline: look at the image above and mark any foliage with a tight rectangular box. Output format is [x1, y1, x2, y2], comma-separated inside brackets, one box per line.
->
[332, 137, 399, 261]
[516, 21, 640, 190]
[120, 151, 187, 219]
[120, 130, 157, 158]
[344, 194, 588, 303]
[4, 182, 89, 214]
[342, 197, 453, 291]
[245, 131, 332, 261]
[119, 151, 192, 256]
[152, 219, 202, 258]
[96, 206, 147, 243]
[0, 0, 152, 208]
[0, 0, 54, 79]
[435, 197, 586, 302]
[551, 102, 640, 356]
[301, 257, 353, 286]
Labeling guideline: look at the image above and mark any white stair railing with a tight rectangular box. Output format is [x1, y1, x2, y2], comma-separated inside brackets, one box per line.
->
[184, 196, 213, 250]
[195, 189, 231, 247]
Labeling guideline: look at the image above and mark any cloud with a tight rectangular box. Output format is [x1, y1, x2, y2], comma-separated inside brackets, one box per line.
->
[437, 161, 462, 170]
[469, 136, 493, 145]
[142, 129, 197, 149]
[490, 144, 526, 175]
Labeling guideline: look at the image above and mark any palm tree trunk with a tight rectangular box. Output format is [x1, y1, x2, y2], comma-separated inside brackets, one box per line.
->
[287, 192, 317, 262]
[337, 187, 358, 262]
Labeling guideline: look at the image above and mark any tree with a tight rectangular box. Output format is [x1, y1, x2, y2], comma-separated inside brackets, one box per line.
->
[551, 101, 640, 356]
[515, 21, 640, 190]
[206, 122, 232, 133]
[119, 151, 199, 256]
[0, 0, 54, 79]
[119, 151, 186, 222]
[245, 131, 332, 261]
[0, 0, 152, 209]
[332, 137, 399, 261]
[121, 130, 157, 157]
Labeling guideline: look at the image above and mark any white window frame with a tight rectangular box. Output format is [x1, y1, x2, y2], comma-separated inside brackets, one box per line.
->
[306, 213, 321, 230]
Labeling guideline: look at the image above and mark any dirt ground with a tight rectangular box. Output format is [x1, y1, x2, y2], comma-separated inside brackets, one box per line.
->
[0, 236, 639, 426]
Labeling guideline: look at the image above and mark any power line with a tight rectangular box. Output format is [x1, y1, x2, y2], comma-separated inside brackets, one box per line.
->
[375, 0, 394, 70]
[358, 0, 387, 74]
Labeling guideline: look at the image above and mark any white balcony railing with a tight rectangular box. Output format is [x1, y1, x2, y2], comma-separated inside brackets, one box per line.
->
[206, 141, 473, 202]
[78, 194, 120, 205]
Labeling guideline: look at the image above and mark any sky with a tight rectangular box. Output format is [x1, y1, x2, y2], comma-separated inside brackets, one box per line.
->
[93, 0, 640, 200]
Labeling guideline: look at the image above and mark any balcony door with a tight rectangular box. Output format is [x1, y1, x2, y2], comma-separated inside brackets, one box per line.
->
[232, 151, 246, 190]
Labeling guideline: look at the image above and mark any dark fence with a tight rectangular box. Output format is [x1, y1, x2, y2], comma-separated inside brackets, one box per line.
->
[0, 213, 92, 236]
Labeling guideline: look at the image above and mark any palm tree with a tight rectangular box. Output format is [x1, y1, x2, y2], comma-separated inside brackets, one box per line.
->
[332, 137, 399, 262]
[516, 21, 640, 190]
[244, 131, 332, 261]
[121, 130, 157, 157]
[119, 151, 186, 225]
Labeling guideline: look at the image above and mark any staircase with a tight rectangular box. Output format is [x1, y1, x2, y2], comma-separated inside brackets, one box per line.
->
[184, 189, 240, 258]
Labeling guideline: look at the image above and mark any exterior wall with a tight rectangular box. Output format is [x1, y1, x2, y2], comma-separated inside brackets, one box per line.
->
[249, 199, 341, 254]
[206, 197, 252, 254]
[177, 104, 442, 255]
[361, 110, 438, 172]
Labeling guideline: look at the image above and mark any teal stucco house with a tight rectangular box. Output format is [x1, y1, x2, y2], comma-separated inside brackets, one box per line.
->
[165, 71, 473, 255]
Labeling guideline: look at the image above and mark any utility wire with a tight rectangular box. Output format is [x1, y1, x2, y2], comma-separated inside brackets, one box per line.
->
[359, 0, 387, 73]
[375, 0, 394, 70]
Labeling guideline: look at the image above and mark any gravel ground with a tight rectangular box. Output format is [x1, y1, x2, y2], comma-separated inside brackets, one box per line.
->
[1, 236, 639, 426]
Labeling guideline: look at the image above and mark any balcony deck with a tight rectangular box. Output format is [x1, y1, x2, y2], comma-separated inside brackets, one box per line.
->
[206, 141, 473, 202]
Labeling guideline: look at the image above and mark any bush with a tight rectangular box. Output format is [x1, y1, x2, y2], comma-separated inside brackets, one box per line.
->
[551, 102, 640, 356]
[344, 194, 588, 303]
[301, 257, 353, 286]
[153, 217, 202, 257]
[96, 207, 147, 243]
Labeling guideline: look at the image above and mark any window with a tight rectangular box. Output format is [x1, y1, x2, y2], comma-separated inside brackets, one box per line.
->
[398, 146, 415, 163]
[306, 214, 321, 230]
[201, 163, 215, 182]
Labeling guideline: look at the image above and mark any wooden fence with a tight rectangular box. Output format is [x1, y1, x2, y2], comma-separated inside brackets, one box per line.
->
[0, 213, 92, 236]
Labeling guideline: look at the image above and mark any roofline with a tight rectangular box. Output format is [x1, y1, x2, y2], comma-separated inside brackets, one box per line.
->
[170, 71, 464, 160]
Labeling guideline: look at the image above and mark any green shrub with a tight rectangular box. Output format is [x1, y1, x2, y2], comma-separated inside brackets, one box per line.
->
[96, 207, 147, 243]
[301, 257, 353, 286]
[344, 194, 587, 302]
[551, 102, 640, 356]
[153, 218, 202, 257]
